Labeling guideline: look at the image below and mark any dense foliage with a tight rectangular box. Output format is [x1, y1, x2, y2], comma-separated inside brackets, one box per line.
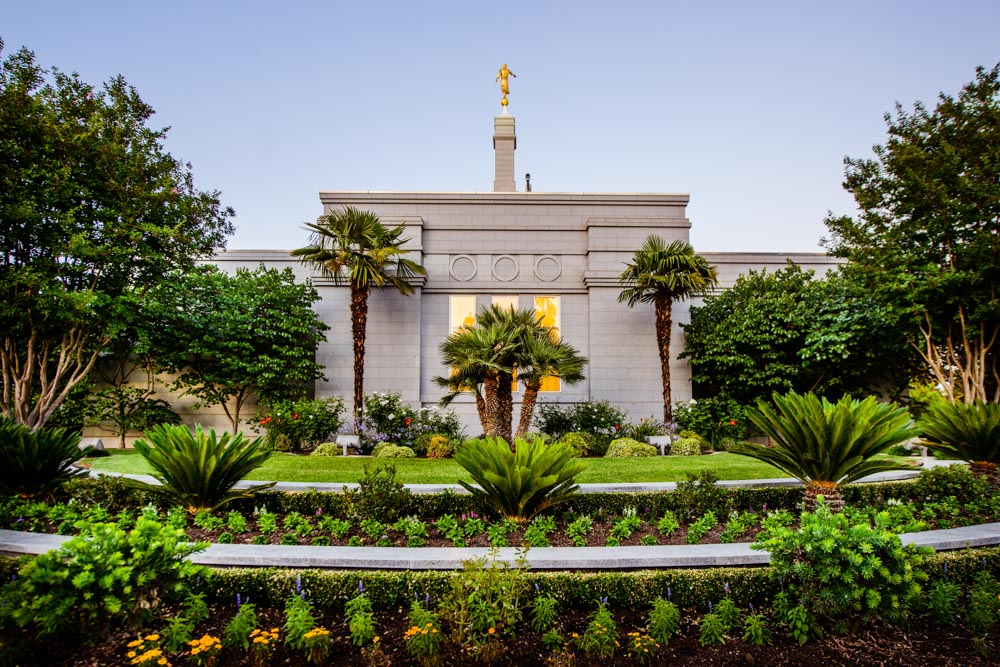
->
[129, 424, 275, 513]
[149, 265, 328, 433]
[255, 397, 346, 453]
[681, 264, 910, 406]
[823, 64, 1000, 403]
[920, 400, 1000, 482]
[0, 42, 233, 429]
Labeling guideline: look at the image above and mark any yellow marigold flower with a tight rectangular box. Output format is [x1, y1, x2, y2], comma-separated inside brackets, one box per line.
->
[158, 660, 167, 667]
[128, 640, 143, 648]
[487, 627, 495, 635]
[145, 634, 160, 642]
[127, 652, 137, 658]
[373, 636, 380, 643]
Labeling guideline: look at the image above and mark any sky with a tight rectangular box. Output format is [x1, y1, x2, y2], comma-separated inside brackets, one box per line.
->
[4, 1, 999, 252]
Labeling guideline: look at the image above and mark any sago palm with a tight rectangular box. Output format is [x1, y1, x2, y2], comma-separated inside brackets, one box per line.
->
[618, 236, 718, 423]
[919, 400, 1000, 485]
[729, 391, 917, 511]
[129, 424, 275, 513]
[292, 206, 425, 424]
[454, 436, 587, 521]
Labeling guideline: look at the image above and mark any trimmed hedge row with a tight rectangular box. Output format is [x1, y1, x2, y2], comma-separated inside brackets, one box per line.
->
[62, 475, 935, 521]
[141, 546, 1000, 613]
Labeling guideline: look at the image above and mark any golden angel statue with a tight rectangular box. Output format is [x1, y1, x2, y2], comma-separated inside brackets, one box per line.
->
[496, 63, 516, 107]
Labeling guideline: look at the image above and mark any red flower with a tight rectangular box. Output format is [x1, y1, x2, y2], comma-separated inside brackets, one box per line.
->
[259, 417, 272, 425]
[728, 420, 737, 426]
[614, 423, 620, 431]
[404, 417, 412, 426]
[292, 414, 299, 420]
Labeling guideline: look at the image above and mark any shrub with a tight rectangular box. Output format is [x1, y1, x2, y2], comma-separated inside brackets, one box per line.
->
[534, 400, 628, 440]
[673, 397, 755, 445]
[310, 442, 342, 457]
[919, 400, 1000, 483]
[1, 518, 208, 638]
[255, 397, 345, 452]
[670, 437, 701, 456]
[0, 418, 87, 497]
[374, 445, 416, 458]
[129, 424, 275, 513]
[454, 437, 587, 520]
[370, 441, 394, 457]
[729, 391, 918, 511]
[911, 465, 992, 505]
[605, 438, 658, 458]
[425, 436, 453, 459]
[559, 431, 596, 457]
[753, 497, 932, 630]
[344, 463, 411, 523]
[360, 391, 462, 450]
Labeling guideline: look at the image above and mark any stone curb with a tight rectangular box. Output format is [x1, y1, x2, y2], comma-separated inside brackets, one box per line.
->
[3, 522, 998, 571]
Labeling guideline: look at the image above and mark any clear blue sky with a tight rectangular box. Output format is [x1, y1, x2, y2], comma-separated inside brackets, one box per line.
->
[5, 1, 998, 252]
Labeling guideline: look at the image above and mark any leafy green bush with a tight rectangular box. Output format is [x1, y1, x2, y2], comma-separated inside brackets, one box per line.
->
[454, 437, 587, 520]
[673, 397, 756, 445]
[344, 463, 411, 523]
[670, 437, 701, 456]
[1, 518, 208, 638]
[360, 392, 461, 450]
[310, 442, 343, 457]
[753, 497, 932, 630]
[605, 438, 658, 458]
[919, 400, 1000, 482]
[374, 444, 416, 458]
[535, 400, 628, 441]
[129, 424, 275, 513]
[558, 431, 596, 457]
[425, 435, 454, 458]
[730, 391, 917, 510]
[0, 418, 87, 497]
[255, 397, 345, 452]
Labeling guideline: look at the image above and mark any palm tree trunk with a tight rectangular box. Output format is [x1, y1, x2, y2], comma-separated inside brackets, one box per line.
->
[474, 390, 489, 437]
[805, 481, 844, 512]
[350, 284, 369, 426]
[654, 294, 674, 424]
[496, 372, 514, 447]
[516, 382, 541, 438]
[483, 372, 500, 437]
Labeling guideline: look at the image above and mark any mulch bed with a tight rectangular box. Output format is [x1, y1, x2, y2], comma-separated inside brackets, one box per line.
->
[8, 605, 998, 666]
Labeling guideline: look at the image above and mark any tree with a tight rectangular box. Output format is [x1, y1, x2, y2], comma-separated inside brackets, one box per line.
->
[291, 207, 425, 425]
[618, 236, 718, 423]
[514, 330, 587, 438]
[823, 64, 1000, 403]
[680, 264, 911, 405]
[0, 42, 233, 430]
[150, 265, 328, 433]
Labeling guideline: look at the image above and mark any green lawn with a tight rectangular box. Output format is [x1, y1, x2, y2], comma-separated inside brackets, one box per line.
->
[88, 450, 791, 484]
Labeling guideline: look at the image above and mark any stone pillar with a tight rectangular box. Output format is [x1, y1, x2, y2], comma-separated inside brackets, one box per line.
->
[493, 115, 516, 192]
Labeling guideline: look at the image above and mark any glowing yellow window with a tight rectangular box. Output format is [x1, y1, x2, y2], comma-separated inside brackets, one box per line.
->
[535, 296, 561, 392]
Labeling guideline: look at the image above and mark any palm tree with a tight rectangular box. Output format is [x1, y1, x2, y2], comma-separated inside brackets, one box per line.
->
[515, 333, 588, 438]
[618, 236, 718, 423]
[729, 391, 917, 511]
[292, 207, 425, 425]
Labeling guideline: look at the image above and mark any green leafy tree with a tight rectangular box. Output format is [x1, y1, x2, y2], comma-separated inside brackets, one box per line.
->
[292, 206, 425, 425]
[515, 331, 587, 438]
[0, 41, 233, 430]
[149, 265, 328, 433]
[823, 64, 1000, 403]
[681, 264, 911, 405]
[619, 236, 718, 423]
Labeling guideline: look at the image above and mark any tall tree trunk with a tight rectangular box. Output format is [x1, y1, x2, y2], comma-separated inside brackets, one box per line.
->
[516, 382, 541, 438]
[482, 372, 500, 437]
[496, 372, 514, 447]
[350, 284, 369, 427]
[654, 294, 674, 424]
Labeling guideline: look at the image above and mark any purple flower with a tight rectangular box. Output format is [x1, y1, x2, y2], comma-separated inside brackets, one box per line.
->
[425, 593, 430, 606]
[237, 593, 242, 608]
[358, 580, 365, 593]
[724, 582, 730, 594]
[301, 590, 306, 601]
[296, 574, 302, 593]
[708, 601, 713, 612]
[316, 508, 323, 517]
[667, 586, 672, 601]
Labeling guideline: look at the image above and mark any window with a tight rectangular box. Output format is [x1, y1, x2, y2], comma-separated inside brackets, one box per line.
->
[449, 295, 476, 333]
[535, 296, 561, 392]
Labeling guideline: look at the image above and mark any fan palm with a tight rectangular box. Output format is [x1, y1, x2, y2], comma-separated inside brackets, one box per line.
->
[618, 236, 718, 423]
[729, 391, 917, 511]
[515, 333, 587, 438]
[292, 207, 425, 424]
[919, 400, 1000, 485]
